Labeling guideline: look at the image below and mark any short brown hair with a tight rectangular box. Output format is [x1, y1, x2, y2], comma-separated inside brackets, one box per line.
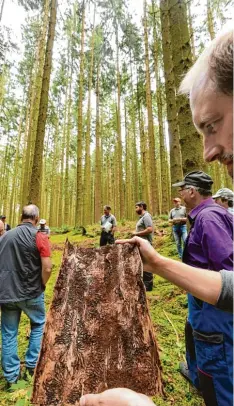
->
[136, 201, 147, 210]
[179, 30, 233, 96]
[209, 31, 233, 95]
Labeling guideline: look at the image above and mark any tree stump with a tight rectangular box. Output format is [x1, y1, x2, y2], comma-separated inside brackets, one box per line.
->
[32, 242, 163, 405]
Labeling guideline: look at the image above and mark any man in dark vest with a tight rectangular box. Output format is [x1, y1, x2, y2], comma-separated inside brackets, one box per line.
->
[0, 204, 52, 388]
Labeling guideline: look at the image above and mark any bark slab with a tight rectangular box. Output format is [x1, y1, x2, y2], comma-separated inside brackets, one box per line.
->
[32, 242, 163, 405]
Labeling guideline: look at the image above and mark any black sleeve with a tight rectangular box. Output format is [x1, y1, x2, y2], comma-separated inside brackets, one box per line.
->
[7, 224, 11, 231]
[216, 270, 233, 313]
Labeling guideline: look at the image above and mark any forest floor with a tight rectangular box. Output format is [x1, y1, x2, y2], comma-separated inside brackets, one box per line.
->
[0, 218, 203, 406]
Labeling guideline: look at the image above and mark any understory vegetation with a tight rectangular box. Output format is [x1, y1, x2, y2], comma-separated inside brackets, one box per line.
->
[0, 219, 202, 405]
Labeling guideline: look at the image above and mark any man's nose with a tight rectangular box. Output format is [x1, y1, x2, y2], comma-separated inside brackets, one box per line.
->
[203, 139, 223, 163]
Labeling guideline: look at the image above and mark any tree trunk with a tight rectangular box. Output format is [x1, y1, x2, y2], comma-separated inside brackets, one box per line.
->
[28, 0, 57, 206]
[0, 0, 5, 22]
[137, 77, 149, 205]
[160, 0, 183, 198]
[94, 64, 102, 223]
[168, 0, 204, 174]
[143, 0, 158, 215]
[75, 0, 85, 226]
[187, 0, 196, 60]
[152, 0, 169, 213]
[9, 105, 24, 226]
[116, 26, 124, 219]
[83, 4, 95, 226]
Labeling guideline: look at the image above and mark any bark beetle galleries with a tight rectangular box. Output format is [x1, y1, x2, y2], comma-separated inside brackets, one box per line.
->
[32, 242, 163, 405]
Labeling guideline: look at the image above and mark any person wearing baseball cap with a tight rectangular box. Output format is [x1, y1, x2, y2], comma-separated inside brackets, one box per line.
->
[212, 188, 234, 214]
[37, 219, 50, 236]
[169, 198, 187, 259]
[172, 171, 233, 404]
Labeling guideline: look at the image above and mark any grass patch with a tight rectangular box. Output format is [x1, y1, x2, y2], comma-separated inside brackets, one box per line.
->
[0, 220, 202, 405]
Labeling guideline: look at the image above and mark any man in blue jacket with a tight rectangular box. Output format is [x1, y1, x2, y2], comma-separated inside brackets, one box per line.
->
[173, 171, 233, 406]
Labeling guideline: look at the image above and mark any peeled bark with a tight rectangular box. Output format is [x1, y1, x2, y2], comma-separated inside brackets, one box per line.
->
[32, 243, 163, 405]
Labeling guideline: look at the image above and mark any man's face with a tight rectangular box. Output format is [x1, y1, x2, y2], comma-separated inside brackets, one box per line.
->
[174, 200, 180, 208]
[0, 222, 4, 236]
[135, 205, 143, 215]
[178, 187, 193, 209]
[214, 197, 228, 209]
[1, 217, 6, 223]
[192, 86, 233, 178]
[104, 208, 110, 216]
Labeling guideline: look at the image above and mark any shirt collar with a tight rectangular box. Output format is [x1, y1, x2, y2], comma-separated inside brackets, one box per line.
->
[189, 197, 214, 220]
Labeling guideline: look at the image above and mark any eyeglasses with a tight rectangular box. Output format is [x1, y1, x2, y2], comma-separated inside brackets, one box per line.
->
[178, 186, 192, 193]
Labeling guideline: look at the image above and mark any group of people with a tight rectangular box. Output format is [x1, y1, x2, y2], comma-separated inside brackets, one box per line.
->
[0, 207, 52, 388]
[80, 29, 234, 406]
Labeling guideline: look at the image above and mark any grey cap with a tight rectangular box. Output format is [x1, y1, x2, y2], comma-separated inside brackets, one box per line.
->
[172, 171, 213, 191]
[212, 188, 234, 201]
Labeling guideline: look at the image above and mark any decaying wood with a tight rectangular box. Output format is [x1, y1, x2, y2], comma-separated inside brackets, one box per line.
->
[32, 242, 163, 405]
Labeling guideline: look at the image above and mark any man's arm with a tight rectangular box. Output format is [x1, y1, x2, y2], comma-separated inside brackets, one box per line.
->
[116, 237, 226, 308]
[36, 232, 52, 286]
[133, 226, 153, 237]
[134, 214, 153, 236]
[111, 226, 117, 234]
[41, 256, 52, 286]
[111, 216, 117, 234]
[168, 210, 174, 225]
[173, 217, 187, 224]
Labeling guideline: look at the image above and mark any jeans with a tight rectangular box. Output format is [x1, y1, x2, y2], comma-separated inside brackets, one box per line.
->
[1, 292, 45, 383]
[173, 224, 187, 259]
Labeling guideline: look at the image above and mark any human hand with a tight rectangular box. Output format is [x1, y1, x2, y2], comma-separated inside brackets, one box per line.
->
[115, 237, 161, 273]
[79, 388, 154, 406]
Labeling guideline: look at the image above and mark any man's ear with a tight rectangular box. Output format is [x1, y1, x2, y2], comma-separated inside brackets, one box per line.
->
[190, 187, 196, 197]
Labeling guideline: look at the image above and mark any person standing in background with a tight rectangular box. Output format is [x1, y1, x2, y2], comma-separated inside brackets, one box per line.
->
[100, 206, 117, 246]
[37, 219, 50, 236]
[169, 198, 187, 259]
[212, 188, 234, 214]
[133, 202, 154, 291]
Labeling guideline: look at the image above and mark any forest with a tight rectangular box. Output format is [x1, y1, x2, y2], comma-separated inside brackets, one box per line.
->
[0, 0, 233, 227]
